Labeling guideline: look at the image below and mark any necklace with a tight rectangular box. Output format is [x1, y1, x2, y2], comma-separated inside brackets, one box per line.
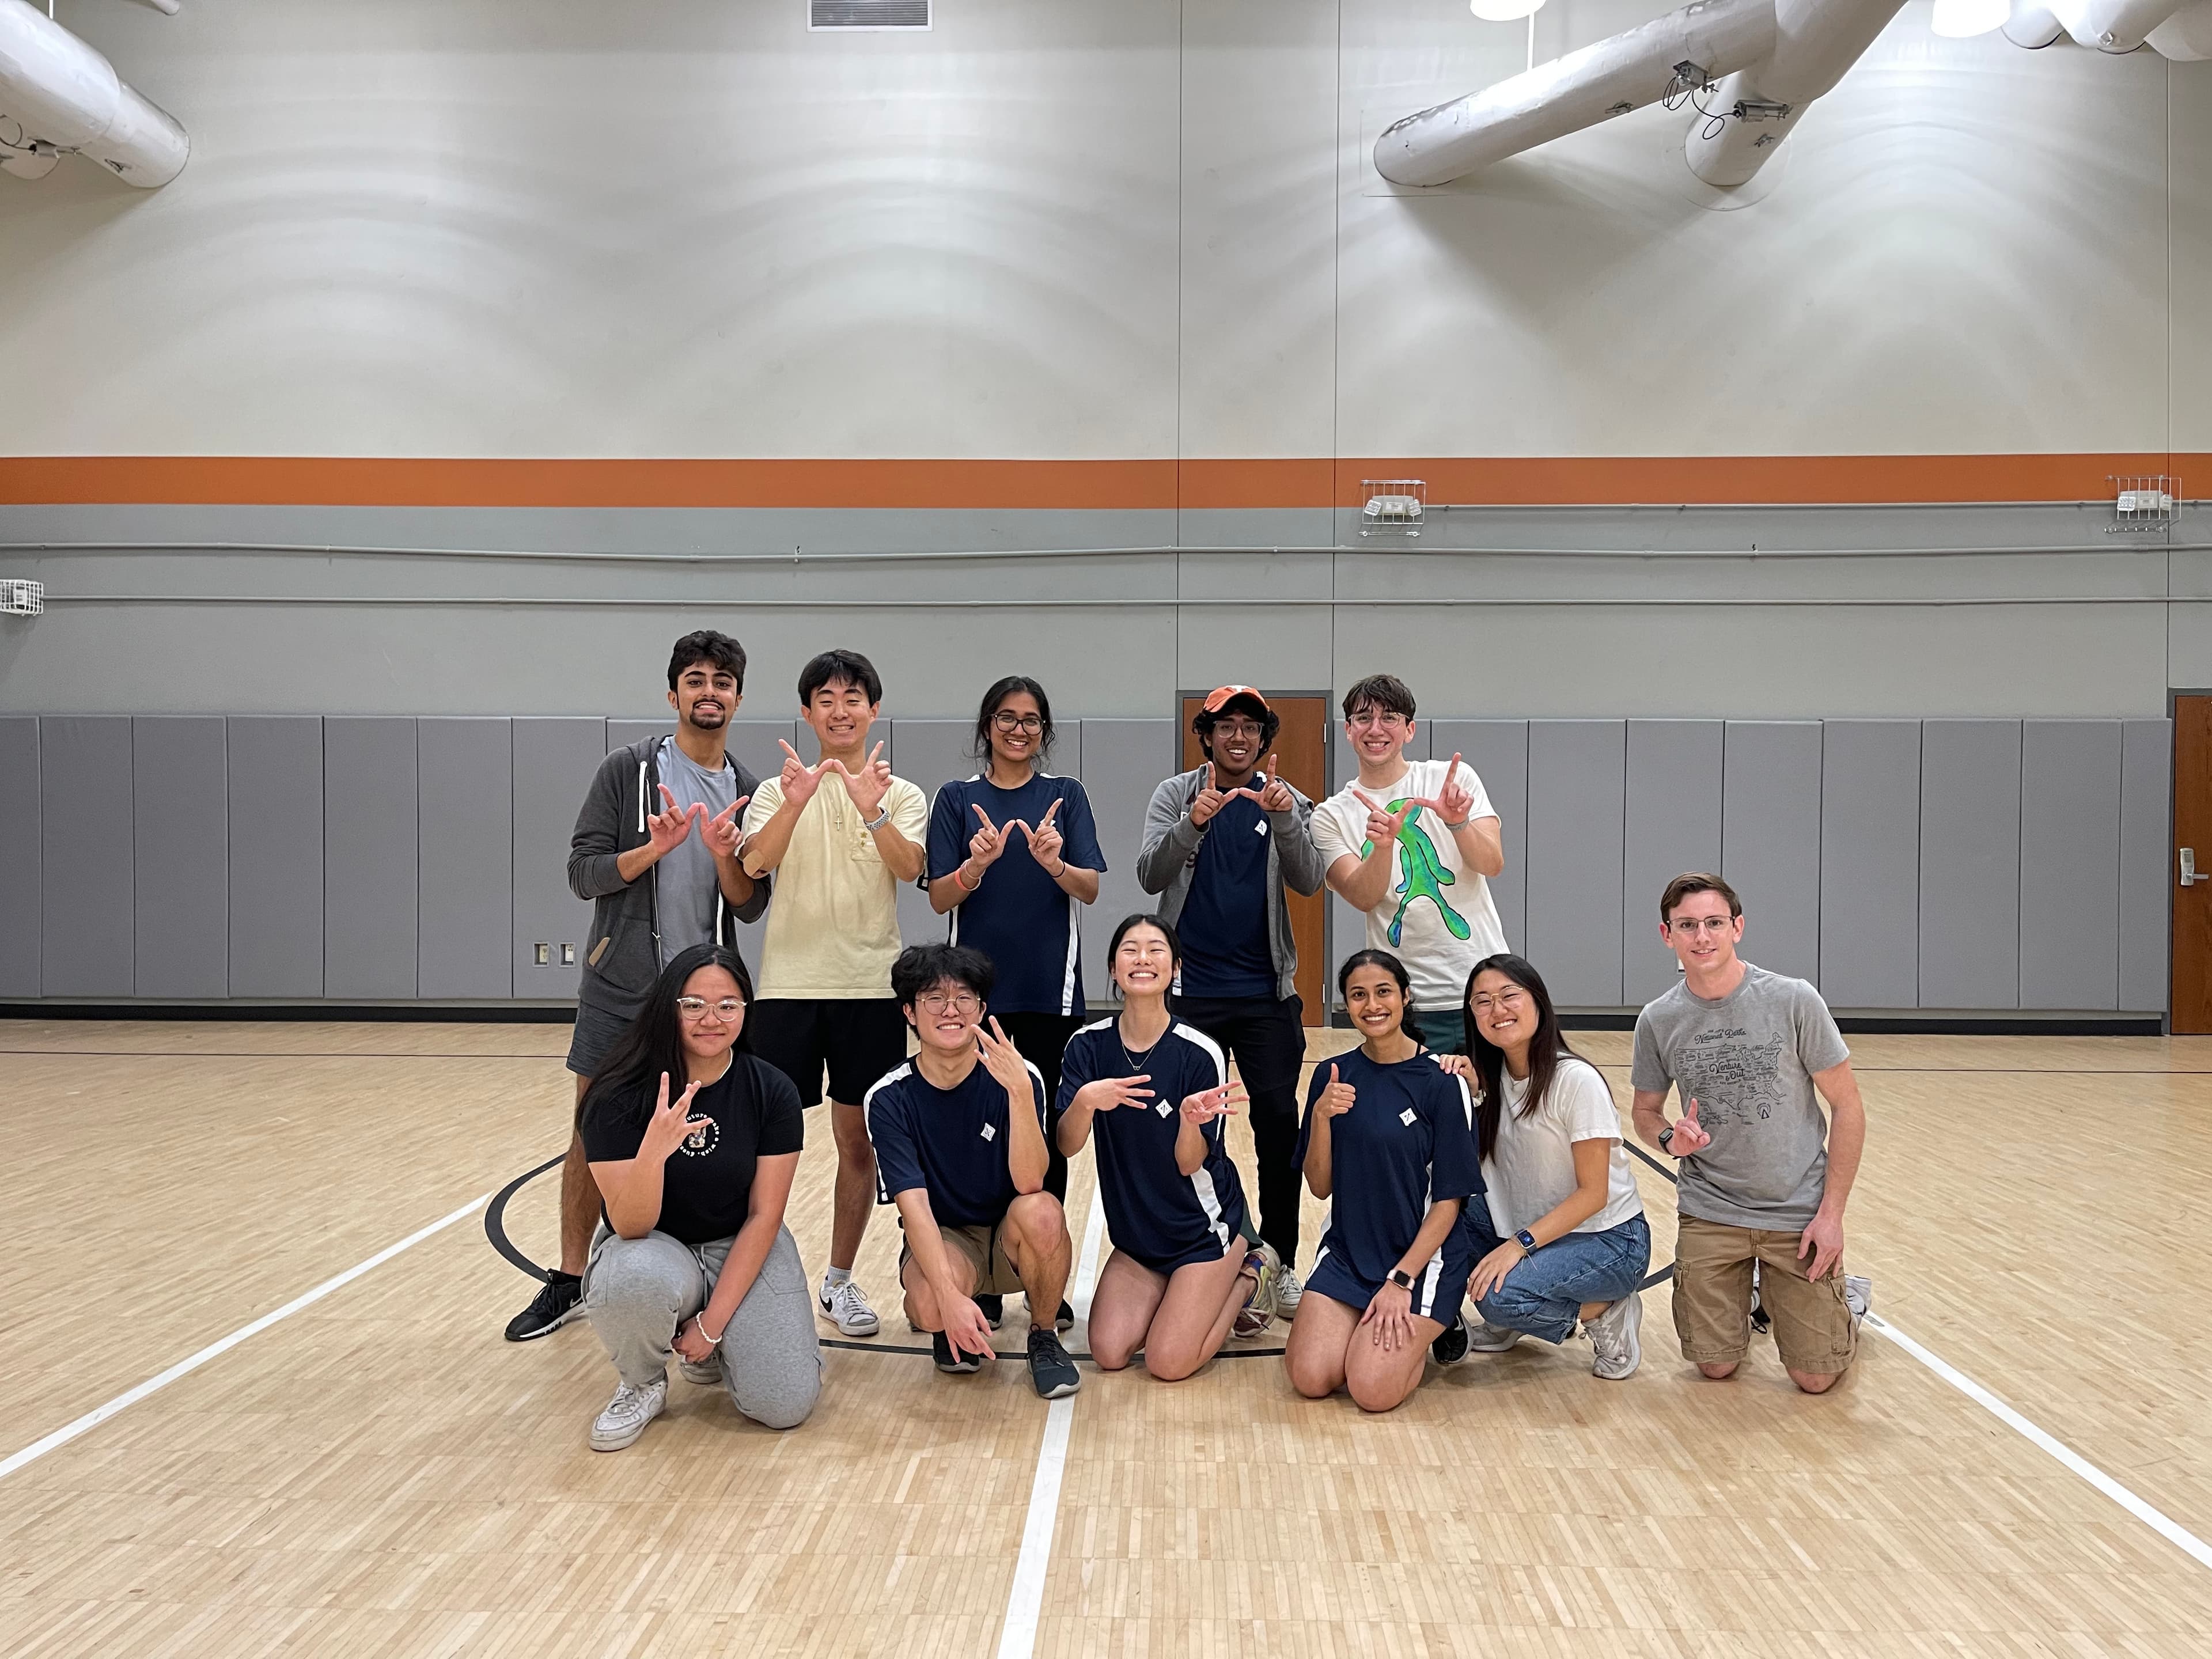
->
[1116, 1012, 1166, 1074]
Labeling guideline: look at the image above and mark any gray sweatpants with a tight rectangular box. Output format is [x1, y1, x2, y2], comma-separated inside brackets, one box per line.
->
[583, 1222, 821, 1430]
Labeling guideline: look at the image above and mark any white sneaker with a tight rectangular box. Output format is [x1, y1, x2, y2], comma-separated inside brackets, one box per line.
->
[1275, 1266, 1304, 1316]
[1844, 1275, 1872, 1321]
[589, 1378, 667, 1451]
[1468, 1321, 1521, 1353]
[677, 1354, 721, 1386]
[820, 1277, 881, 1337]
[1587, 1292, 1643, 1381]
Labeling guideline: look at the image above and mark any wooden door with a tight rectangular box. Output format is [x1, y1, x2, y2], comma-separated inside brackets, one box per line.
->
[2174, 697, 2212, 1031]
[1181, 694, 1331, 1025]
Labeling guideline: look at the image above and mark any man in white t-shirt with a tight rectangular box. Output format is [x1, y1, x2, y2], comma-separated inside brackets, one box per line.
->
[1312, 675, 1508, 1050]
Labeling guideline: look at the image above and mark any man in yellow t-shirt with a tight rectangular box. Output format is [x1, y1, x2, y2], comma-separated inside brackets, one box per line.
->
[741, 649, 928, 1337]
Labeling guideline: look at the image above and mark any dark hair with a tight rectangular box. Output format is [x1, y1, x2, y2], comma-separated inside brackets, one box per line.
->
[666, 630, 747, 693]
[578, 944, 755, 1132]
[1105, 912, 1180, 969]
[1462, 953, 1584, 1162]
[891, 941, 995, 1007]
[1660, 871, 1742, 922]
[1192, 694, 1280, 759]
[1341, 674, 1416, 723]
[1336, 948, 1414, 1029]
[799, 648, 883, 708]
[973, 676, 1057, 763]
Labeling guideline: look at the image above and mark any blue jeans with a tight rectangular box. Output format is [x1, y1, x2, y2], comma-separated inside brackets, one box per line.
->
[1461, 1192, 1651, 1344]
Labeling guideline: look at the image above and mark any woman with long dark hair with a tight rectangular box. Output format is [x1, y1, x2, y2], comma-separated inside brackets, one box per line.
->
[1445, 953, 1650, 1380]
[576, 943, 820, 1450]
[923, 676, 1105, 1330]
[1057, 915, 1274, 1381]
[1285, 949, 1480, 1413]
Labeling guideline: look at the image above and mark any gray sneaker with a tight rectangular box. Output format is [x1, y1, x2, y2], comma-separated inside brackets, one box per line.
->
[1468, 1321, 1521, 1353]
[1275, 1266, 1305, 1316]
[677, 1354, 721, 1386]
[1586, 1292, 1643, 1381]
[1844, 1275, 1872, 1320]
[1232, 1242, 1281, 1339]
[589, 1378, 667, 1451]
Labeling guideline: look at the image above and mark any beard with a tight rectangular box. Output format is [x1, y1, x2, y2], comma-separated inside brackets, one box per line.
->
[686, 702, 728, 728]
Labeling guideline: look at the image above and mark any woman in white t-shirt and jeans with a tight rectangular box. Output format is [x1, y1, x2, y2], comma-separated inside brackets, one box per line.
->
[1439, 953, 1652, 1380]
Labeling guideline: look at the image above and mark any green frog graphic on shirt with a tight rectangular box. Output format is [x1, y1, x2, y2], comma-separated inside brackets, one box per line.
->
[1361, 801, 1471, 945]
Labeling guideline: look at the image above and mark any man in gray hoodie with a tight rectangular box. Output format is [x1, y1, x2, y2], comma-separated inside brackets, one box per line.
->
[503, 630, 773, 1341]
[1137, 686, 1325, 1318]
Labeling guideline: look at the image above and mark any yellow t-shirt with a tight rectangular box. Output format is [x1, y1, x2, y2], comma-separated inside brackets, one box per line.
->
[741, 770, 929, 999]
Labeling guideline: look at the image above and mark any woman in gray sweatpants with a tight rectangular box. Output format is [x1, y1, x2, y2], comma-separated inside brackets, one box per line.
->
[578, 944, 822, 1450]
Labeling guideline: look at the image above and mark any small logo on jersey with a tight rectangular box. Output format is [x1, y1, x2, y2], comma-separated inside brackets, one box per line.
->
[1155, 1101, 1173, 1118]
[1254, 820, 1268, 836]
[679, 1116, 721, 1157]
[1399, 1107, 1417, 1126]
[980, 1122, 997, 1142]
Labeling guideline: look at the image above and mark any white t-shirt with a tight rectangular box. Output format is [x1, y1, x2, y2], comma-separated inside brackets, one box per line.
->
[1311, 757, 1509, 1010]
[1483, 1055, 1643, 1236]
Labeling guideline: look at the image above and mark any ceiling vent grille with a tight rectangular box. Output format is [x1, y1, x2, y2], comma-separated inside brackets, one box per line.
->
[811, 0, 930, 28]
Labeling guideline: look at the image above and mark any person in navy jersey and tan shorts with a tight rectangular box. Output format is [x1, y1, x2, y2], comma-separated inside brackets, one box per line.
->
[1058, 915, 1275, 1381]
[926, 675, 1104, 1331]
[862, 942, 1082, 1400]
[1287, 949, 1482, 1414]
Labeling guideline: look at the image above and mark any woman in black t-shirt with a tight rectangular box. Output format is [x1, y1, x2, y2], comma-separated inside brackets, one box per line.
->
[576, 944, 819, 1452]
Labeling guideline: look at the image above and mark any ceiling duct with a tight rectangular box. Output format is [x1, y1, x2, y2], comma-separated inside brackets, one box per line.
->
[0, 0, 187, 187]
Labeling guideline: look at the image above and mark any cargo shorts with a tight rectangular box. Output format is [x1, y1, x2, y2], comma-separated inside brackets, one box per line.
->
[1672, 1215, 1857, 1376]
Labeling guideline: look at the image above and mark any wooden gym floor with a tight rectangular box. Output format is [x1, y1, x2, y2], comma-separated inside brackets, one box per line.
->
[5, 1021, 2212, 1657]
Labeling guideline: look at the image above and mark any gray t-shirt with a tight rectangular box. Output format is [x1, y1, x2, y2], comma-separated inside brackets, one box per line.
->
[1631, 963, 1849, 1231]
[654, 737, 741, 966]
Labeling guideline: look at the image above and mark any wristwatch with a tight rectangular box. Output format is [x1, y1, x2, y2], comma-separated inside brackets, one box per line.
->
[861, 805, 891, 832]
[1387, 1268, 1416, 1291]
[1657, 1125, 1676, 1151]
[1513, 1229, 1538, 1256]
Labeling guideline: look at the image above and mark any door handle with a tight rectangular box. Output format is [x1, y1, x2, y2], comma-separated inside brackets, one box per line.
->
[2184, 848, 2203, 888]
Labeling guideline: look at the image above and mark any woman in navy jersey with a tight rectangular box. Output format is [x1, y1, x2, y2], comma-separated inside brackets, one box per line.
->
[1059, 916, 1274, 1379]
[1286, 949, 1480, 1412]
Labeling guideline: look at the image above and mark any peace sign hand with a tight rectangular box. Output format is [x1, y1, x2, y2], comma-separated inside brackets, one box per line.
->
[1668, 1096, 1712, 1157]
[1180, 1081, 1246, 1124]
[701, 795, 750, 858]
[1253, 755, 1296, 813]
[1407, 753, 1475, 825]
[1074, 1074, 1152, 1114]
[968, 804, 1008, 869]
[641, 1071, 712, 1162]
[778, 739, 827, 806]
[1024, 799, 1066, 873]
[975, 1017, 1034, 1107]
[1315, 1063, 1357, 1118]
[645, 784, 699, 859]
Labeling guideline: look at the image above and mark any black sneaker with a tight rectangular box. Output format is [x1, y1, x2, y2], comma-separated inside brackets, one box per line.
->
[503, 1273, 582, 1342]
[933, 1331, 983, 1374]
[1054, 1299, 1075, 1334]
[1027, 1328, 1081, 1399]
[975, 1294, 1005, 1330]
[1430, 1312, 1470, 1368]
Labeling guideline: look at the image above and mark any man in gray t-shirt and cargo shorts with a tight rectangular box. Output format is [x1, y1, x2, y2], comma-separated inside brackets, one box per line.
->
[1631, 872, 1868, 1394]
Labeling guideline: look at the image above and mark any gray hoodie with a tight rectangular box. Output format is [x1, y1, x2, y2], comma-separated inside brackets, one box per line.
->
[1134, 764, 1325, 1003]
[569, 735, 771, 1011]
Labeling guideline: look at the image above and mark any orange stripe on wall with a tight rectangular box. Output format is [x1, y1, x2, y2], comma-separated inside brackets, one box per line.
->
[0, 454, 2193, 509]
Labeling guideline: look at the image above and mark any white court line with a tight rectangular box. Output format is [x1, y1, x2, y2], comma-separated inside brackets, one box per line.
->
[0, 1192, 490, 1484]
[1863, 1311, 2212, 1572]
[995, 1188, 1110, 1659]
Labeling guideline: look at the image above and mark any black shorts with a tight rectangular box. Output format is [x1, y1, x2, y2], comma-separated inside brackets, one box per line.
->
[567, 988, 645, 1081]
[750, 997, 909, 1107]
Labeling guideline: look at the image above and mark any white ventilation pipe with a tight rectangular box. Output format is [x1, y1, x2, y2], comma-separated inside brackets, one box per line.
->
[2147, 0, 2212, 55]
[1375, 0, 1778, 187]
[2002, 3, 2068, 45]
[2052, 0, 2180, 47]
[1683, 0, 1906, 187]
[0, 0, 187, 187]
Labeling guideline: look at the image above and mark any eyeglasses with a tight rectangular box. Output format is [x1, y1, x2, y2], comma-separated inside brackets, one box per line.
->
[1469, 989, 1528, 1013]
[676, 997, 744, 1020]
[919, 993, 982, 1015]
[1665, 916, 1736, 937]
[1210, 719, 1263, 740]
[991, 713, 1045, 734]
[1348, 710, 1408, 731]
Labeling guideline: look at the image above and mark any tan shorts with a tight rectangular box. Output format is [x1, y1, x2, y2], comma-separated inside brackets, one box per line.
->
[1672, 1215, 1858, 1376]
[902, 1219, 1025, 1297]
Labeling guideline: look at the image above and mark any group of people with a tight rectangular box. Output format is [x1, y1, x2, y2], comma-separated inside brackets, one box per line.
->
[508, 630, 1869, 1451]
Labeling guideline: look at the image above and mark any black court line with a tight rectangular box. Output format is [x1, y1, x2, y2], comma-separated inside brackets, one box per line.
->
[485, 1152, 568, 1283]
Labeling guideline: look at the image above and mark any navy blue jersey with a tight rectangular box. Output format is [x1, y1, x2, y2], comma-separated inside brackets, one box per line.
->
[1298, 1047, 1481, 1289]
[1176, 791, 1275, 998]
[864, 1054, 1048, 1229]
[927, 772, 1106, 1016]
[1059, 1017, 1249, 1270]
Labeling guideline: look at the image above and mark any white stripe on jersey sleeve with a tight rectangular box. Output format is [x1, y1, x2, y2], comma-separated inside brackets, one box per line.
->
[862, 1063, 915, 1206]
[1171, 1022, 1229, 1089]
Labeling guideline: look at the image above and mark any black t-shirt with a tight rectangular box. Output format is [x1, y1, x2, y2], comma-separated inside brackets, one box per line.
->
[580, 1054, 805, 1244]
